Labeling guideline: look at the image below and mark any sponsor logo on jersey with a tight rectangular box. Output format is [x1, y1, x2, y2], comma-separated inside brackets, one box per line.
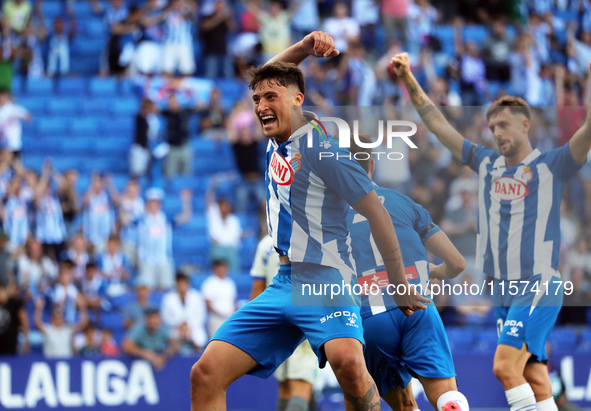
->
[504, 320, 523, 327]
[357, 266, 419, 293]
[507, 326, 520, 337]
[491, 177, 529, 201]
[269, 151, 294, 186]
[320, 311, 358, 328]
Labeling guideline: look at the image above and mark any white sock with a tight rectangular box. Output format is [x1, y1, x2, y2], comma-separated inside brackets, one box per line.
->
[437, 391, 470, 411]
[536, 398, 558, 411]
[505, 384, 537, 411]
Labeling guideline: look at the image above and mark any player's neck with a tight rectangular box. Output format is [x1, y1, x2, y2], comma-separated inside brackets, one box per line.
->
[275, 116, 306, 144]
[505, 142, 534, 167]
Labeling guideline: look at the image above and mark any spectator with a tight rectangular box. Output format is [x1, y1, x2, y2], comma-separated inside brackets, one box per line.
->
[2, 177, 29, 250]
[482, 20, 513, 83]
[160, 271, 207, 351]
[174, 188, 193, 225]
[351, 0, 380, 52]
[137, 188, 173, 290]
[0, 283, 29, 355]
[454, 29, 486, 105]
[322, 3, 359, 54]
[80, 261, 108, 315]
[0, 149, 16, 199]
[161, 0, 197, 77]
[290, 0, 319, 42]
[200, 0, 234, 79]
[55, 169, 79, 237]
[381, 0, 408, 45]
[198, 87, 227, 139]
[3, 0, 31, 36]
[0, 88, 32, 156]
[510, 32, 535, 99]
[34, 162, 67, 261]
[51, 259, 81, 324]
[130, 98, 160, 178]
[201, 259, 236, 336]
[76, 322, 102, 356]
[101, 328, 119, 356]
[407, 0, 438, 49]
[34, 296, 87, 358]
[17, 237, 57, 299]
[15, 19, 46, 79]
[122, 308, 178, 370]
[258, 0, 291, 62]
[162, 94, 193, 178]
[46, 16, 76, 78]
[206, 179, 242, 271]
[114, 179, 144, 267]
[82, 173, 115, 254]
[345, 41, 377, 106]
[107, 5, 144, 77]
[92, 0, 129, 77]
[100, 235, 130, 296]
[133, 0, 167, 76]
[123, 279, 151, 330]
[0, 231, 13, 287]
[226, 98, 264, 214]
[64, 233, 89, 281]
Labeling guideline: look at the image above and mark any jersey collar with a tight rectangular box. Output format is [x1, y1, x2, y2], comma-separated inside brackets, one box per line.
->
[494, 149, 541, 169]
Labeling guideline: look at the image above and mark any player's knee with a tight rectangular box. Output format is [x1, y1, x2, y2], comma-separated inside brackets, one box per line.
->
[330, 354, 367, 390]
[524, 370, 552, 399]
[190, 358, 219, 391]
[493, 360, 515, 385]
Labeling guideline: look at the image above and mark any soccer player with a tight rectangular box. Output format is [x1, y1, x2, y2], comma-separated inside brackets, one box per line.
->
[250, 232, 317, 411]
[347, 135, 470, 411]
[190, 32, 429, 411]
[391, 52, 591, 411]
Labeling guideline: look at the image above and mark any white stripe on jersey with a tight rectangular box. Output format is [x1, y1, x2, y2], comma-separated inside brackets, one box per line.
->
[533, 164, 555, 277]
[303, 169, 325, 257]
[507, 165, 525, 280]
[476, 157, 490, 272]
[489, 157, 505, 279]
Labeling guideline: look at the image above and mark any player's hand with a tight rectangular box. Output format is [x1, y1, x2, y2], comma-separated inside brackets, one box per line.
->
[390, 52, 412, 79]
[300, 31, 340, 58]
[392, 287, 430, 316]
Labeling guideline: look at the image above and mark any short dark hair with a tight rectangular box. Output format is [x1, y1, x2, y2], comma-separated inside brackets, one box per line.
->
[348, 134, 374, 173]
[486, 96, 530, 122]
[175, 271, 189, 282]
[86, 261, 98, 270]
[247, 62, 306, 95]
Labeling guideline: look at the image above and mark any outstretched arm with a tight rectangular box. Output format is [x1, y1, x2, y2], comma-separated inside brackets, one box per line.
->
[424, 231, 466, 280]
[391, 52, 466, 162]
[265, 31, 339, 66]
[569, 63, 591, 165]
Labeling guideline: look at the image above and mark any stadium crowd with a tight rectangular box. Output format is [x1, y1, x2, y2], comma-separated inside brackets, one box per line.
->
[0, 0, 588, 369]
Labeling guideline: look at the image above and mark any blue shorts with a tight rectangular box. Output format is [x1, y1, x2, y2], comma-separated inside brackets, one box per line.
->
[492, 276, 563, 363]
[212, 264, 364, 379]
[362, 305, 456, 396]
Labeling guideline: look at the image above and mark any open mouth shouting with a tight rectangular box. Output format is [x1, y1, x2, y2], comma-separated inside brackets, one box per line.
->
[260, 114, 277, 131]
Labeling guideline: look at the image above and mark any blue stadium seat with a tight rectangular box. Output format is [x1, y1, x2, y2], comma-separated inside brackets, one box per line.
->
[111, 98, 139, 117]
[103, 118, 133, 134]
[89, 78, 118, 96]
[80, 98, 112, 116]
[46, 99, 80, 115]
[15, 96, 46, 114]
[547, 328, 577, 353]
[66, 138, 97, 154]
[70, 118, 101, 135]
[25, 79, 55, 96]
[111, 293, 136, 310]
[101, 312, 125, 331]
[73, 0, 95, 18]
[42, 1, 63, 18]
[22, 155, 47, 171]
[83, 19, 107, 37]
[463, 25, 489, 46]
[95, 138, 128, 155]
[577, 329, 591, 352]
[57, 78, 87, 95]
[37, 117, 68, 135]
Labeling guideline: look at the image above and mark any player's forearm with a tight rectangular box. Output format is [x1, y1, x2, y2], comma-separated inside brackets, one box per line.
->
[265, 41, 309, 66]
[399, 72, 464, 160]
[568, 121, 591, 164]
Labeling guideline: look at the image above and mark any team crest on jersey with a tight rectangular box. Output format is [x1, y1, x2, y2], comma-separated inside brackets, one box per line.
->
[290, 153, 302, 172]
[491, 177, 529, 201]
[521, 166, 533, 182]
[269, 151, 295, 186]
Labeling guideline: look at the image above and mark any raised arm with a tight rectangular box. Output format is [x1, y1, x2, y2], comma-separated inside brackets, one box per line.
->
[352, 191, 430, 315]
[265, 31, 339, 66]
[391, 52, 466, 162]
[33, 297, 46, 334]
[424, 231, 466, 280]
[568, 63, 591, 165]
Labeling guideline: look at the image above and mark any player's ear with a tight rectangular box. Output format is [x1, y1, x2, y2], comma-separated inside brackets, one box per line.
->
[292, 91, 304, 107]
[522, 118, 530, 134]
[370, 159, 375, 175]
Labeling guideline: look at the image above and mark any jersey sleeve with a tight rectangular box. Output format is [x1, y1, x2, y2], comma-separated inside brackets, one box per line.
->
[249, 238, 269, 279]
[546, 143, 583, 181]
[312, 135, 374, 206]
[461, 139, 496, 172]
[413, 201, 440, 242]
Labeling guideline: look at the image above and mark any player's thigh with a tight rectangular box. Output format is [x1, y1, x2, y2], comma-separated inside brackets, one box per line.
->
[362, 311, 410, 397]
[416, 376, 458, 408]
[192, 340, 258, 387]
[493, 342, 531, 378]
[524, 362, 553, 400]
[399, 306, 456, 380]
[382, 382, 417, 411]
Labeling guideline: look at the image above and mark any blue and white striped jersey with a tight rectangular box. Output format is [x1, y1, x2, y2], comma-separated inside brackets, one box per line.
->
[163, 11, 192, 45]
[461, 140, 581, 281]
[35, 195, 66, 244]
[83, 191, 115, 247]
[348, 185, 439, 318]
[265, 112, 374, 281]
[137, 210, 172, 265]
[3, 195, 29, 247]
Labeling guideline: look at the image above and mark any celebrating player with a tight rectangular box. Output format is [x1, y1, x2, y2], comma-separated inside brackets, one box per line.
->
[348, 135, 470, 411]
[189, 33, 429, 411]
[391, 52, 591, 411]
